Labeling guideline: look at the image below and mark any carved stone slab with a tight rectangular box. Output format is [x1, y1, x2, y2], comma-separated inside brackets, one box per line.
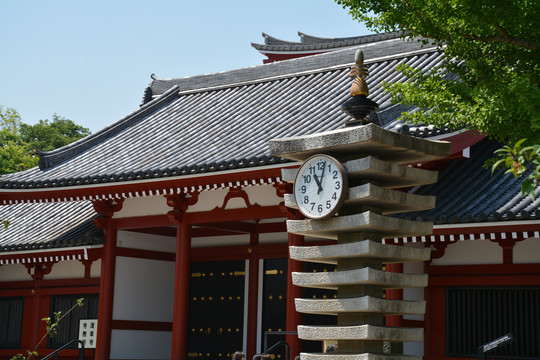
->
[292, 267, 428, 290]
[297, 324, 424, 341]
[285, 184, 435, 215]
[298, 353, 422, 360]
[281, 157, 439, 189]
[269, 124, 451, 164]
[295, 296, 425, 316]
[286, 211, 433, 239]
[289, 240, 431, 265]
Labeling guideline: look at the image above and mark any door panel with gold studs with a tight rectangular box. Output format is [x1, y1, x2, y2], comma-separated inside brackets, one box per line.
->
[261, 259, 287, 360]
[187, 261, 246, 360]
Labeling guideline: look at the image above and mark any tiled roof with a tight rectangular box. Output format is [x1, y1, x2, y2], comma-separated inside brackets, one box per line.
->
[1, 139, 537, 254]
[251, 32, 404, 53]
[0, 201, 103, 252]
[401, 138, 540, 224]
[0, 39, 449, 190]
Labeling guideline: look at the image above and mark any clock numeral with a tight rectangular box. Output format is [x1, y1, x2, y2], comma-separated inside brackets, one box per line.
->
[317, 161, 325, 171]
[310, 202, 316, 211]
[304, 196, 309, 204]
[335, 181, 341, 190]
[301, 185, 306, 194]
[332, 193, 337, 200]
[309, 166, 315, 175]
[333, 170, 338, 179]
[326, 200, 331, 209]
[303, 175, 312, 183]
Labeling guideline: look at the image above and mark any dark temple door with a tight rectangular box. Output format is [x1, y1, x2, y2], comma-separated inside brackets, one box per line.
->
[187, 260, 246, 360]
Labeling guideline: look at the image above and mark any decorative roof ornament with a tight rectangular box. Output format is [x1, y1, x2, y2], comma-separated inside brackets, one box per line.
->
[341, 49, 380, 127]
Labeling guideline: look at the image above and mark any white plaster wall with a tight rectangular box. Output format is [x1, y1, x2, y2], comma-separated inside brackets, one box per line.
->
[113, 257, 175, 322]
[259, 232, 288, 244]
[110, 330, 172, 360]
[513, 237, 540, 264]
[117, 230, 176, 253]
[243, 184, 282, 206]
[188, 188, 227, 212]
[191, 234, 250, 248]
[91, 258, 101, 277]
[404, 342, 423, 357]
[0, 263, 29, 281]
[46, 260, 85, 279]
[430, 239, 502, 266]
[115, 195, 170, 218]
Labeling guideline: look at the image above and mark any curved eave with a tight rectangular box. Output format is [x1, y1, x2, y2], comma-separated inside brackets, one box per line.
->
[0, 129, 484, 205]
[0, 164, 290, 205]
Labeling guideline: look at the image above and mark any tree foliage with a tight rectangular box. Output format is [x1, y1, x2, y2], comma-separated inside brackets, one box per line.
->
[336, 0, 539, 144]
[336, 0, 539, 197]
[0, 107, 91, 175]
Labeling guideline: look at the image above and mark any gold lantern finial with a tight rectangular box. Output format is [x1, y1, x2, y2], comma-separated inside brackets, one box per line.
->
[349, 50, 369, 97]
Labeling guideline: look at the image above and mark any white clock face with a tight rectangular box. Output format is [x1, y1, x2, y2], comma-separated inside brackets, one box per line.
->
[294, 154, 347, 219]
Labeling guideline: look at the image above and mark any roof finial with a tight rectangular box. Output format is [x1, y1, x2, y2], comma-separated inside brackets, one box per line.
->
[349, 50, 369, 96]
[340, 49, 379, 127]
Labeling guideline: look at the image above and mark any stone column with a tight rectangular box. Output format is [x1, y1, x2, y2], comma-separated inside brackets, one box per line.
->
[270, 124, 450, 359]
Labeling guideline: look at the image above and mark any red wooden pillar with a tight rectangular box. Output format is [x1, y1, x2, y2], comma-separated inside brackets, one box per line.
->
[385, 263, 403, 327]
[30, 280, 42, 348]
[95, 222, 117, 360]
[167, 194, 197, 360]
[286, 232, 303, 359]
[171, 221, 191, 359]
[93, 200, 123, 360]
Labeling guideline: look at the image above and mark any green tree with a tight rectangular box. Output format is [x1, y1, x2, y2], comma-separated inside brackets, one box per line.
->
[336, 0, 540, 196]
[0, 107, 36, 174]
[0, 107, 91, 175]
[20, 114, 91, 153]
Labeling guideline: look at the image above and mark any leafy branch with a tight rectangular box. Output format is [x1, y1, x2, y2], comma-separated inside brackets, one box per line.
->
[490, 139, 540, 199]
[11, 298, 84, 360]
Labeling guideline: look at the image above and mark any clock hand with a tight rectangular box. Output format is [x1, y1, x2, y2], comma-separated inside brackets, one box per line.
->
[318, 161, 327, 194]
[313, 174, 323, 194]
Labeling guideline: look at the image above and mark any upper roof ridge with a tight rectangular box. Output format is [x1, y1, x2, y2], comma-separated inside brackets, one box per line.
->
[149, 36, 436, 101]
[262, 32, 301, 46]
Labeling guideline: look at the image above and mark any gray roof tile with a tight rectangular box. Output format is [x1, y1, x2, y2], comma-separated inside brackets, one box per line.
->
[400, 139, 540, 224]
[1, 44, 448, 190]
[251, 32, 405, 52]
[0, 201, 103, 252]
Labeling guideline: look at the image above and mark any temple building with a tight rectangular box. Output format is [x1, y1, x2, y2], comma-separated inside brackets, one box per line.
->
[1, 33, 539, 360]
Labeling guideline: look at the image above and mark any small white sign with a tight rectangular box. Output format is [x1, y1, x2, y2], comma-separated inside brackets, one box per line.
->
[79, 319, 98, 349]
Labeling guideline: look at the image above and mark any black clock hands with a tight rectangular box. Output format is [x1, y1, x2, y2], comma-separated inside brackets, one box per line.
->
[313, 174, 323, 194]
[319, 161, 326, 193]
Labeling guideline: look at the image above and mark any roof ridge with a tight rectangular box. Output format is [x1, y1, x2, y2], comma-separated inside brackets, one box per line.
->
[150, 37, 437, 98]
[38, 85, 180, 170]
[297, 31, 402, 45]
[170, 45, 439, 97]
[262, 32, 301, 46]
[251, 31, 404, 51]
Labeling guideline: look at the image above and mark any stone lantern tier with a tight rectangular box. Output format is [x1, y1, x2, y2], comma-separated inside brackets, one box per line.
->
[269, 124, 450, 359]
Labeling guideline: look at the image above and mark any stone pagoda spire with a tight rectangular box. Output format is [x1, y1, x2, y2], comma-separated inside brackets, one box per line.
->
[269, 49, 451, 360]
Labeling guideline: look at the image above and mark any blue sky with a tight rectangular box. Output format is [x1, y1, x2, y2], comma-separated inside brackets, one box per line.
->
[0, 0, 371, 133]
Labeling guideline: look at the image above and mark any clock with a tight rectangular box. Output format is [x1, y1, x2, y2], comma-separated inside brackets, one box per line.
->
[293, 154, 348, 219]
